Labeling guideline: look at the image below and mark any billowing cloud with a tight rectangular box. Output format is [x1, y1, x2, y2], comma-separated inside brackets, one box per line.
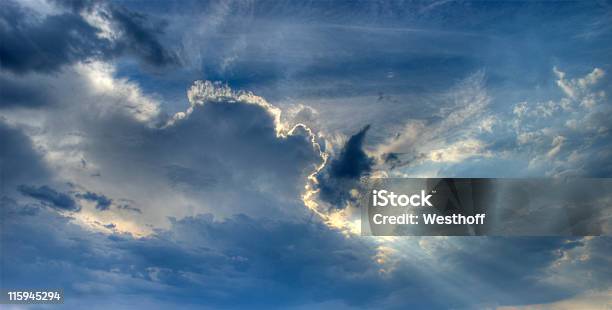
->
[0, 60, 322, 233]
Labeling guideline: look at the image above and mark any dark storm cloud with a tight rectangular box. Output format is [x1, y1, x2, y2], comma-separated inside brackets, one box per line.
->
[0, 1, 106, 74]
[0, 0, 177, 75]
[17, 185, 79, 211]
[77, 191, 112, 211]
[109, 6, 179, 68]
[330, 125, 373, 179]
[317, 125, 374, 207]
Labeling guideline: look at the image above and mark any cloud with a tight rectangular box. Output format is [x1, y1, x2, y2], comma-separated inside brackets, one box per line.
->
[328, 125, 373, 179]
[0, 119, 49, 188]
[0, 199, 383, 308]
[106, 5, 179, 68]
[0, 60, 323, 232]
[4, 196, 611, 309]
[316, 125, 374, 208]
[554, 66, 605, 101]
[71, 79, 320, 228]
[0, 2, 611, 308]
[428, 138, 490, 163]
[0, 1, 106, 74]
[17, 185, 79, 211]
[77, 191, 113, 211]
[499, 290, 612, 310]
[544, 236, 612, 291]
[0, 75, 52, 108]
[0, 61, 162, 122]
[511, 67, 610, 177]
[373, 71, 494, 176]
[0, 56, 610, 308]
[369, 67, 610, 178]
[117, 204, 142, 214]
[0, 0, 177, 75]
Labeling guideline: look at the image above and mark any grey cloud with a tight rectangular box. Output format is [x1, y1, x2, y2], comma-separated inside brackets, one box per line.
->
[117, 204, 142, 214]
[165, 164, 217, 191]
[109, 6, 179, 68]
[3, 197, 610, 309]
[0, 1, 106, 74]
[27, 80, 323, 226]
[0, 75, 51, 107]
[77, 191, 112, 211]
[317, 125, 374, 208]
[0, 120, 49, 188]
[17, 185, 79, 211]
[0, 199, 381, 308]
[329, 125, 373, 179]
[0, 0, 177, 76]
[1, 68, 321, 227]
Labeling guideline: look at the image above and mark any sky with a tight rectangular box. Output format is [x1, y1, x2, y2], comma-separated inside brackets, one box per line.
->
[1, 0, 611, 309]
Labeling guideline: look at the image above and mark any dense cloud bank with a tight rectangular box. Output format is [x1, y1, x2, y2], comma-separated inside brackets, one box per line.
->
[3, 198, 610, 309]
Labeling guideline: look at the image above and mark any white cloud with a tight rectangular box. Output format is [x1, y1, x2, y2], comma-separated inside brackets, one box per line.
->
[512, 67, 608, 176]
[547, 135, 566, 159]
[554, 66, 605, 105]
[80, 4, 119, 41]
[76, 61, 161, 123]
[429, 138, 490, 163]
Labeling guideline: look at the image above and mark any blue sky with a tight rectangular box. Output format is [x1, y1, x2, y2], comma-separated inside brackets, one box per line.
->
[1, 0, 611, 308]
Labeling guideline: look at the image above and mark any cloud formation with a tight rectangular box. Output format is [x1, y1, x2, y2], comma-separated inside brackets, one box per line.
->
[3, 196, 610, 309]
[0, 0, 177, 75]
[1, 59, 323, 233]
[1, 1, 611, 308]
[317, 125, 374, 208]
[0, 120, 49, 188]
[372, 67, 610, 178]
[77, 191, 113, 211]
[18, 185, 79, 211]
